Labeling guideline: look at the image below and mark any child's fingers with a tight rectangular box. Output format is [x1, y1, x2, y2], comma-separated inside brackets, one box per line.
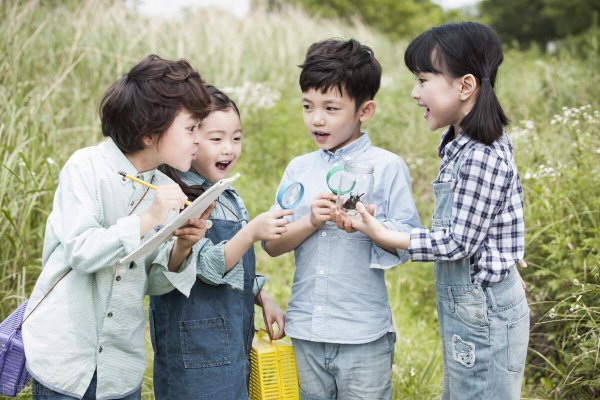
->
[273, 209, 294, 218]
[199, 203, 215, 220]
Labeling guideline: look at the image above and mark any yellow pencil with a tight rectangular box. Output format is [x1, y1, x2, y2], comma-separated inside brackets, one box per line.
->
[118, 171, 191, 206]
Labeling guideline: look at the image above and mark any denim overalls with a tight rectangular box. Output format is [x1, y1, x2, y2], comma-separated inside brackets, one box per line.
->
[149, 190, 255, 400]
[432, 140, 529, 400]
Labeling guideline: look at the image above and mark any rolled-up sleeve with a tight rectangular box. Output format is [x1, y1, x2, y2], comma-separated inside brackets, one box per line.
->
[146, 237, 197, 296]
[192, 237, 244, 290]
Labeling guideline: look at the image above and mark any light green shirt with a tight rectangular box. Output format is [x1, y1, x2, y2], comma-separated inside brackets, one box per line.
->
[178, 170, 265, 293]
[22, 138, 198, 399]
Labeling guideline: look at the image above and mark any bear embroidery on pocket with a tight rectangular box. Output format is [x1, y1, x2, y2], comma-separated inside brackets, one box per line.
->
[452, 334, 476, 368]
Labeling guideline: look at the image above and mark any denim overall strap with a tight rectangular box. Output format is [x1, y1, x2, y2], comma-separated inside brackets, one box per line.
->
[432, 138, 475, 287]
[150, 190, 256, 400]
[432, 137, 529, 400]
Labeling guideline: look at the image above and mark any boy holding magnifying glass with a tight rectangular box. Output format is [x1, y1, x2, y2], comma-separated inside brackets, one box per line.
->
[263, 38, 421, 399]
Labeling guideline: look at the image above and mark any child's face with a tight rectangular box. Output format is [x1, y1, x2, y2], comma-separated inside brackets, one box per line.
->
[301, 87, 363, 152]
[191, 108, 242, 183]
[411, 71, 465, 133]
[154, 108, 200, 172]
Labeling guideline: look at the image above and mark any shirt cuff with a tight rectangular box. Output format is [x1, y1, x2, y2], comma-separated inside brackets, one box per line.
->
[408, 227, 435, 262]
[253, 275, 267, 297]
[116, 215, 141, 255]
[149, 238, 197, 297]
[196, 239, 244, 290]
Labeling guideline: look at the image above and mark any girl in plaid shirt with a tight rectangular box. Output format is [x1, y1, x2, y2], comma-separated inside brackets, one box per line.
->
[334, 22, 529, 399]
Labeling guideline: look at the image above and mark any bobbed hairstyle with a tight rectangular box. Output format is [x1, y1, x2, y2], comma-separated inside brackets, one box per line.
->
[99, 54, 210, 153]
[404, 22, 509, 145]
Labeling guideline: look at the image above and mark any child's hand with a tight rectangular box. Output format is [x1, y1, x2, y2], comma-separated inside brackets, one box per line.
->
[257, 292, 285, 340]
[330, 203, 375, 233]
[348, 202, 384, 238]
[248, 209, 293, 241]
[172, 203, 215, 251]
[310, 193, 337, 228]
[145, 184, 189, 226]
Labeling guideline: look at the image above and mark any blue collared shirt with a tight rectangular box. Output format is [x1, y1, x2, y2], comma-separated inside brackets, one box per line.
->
[269, 133, 421, 343]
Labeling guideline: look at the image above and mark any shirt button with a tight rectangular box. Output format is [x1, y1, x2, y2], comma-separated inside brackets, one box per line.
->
[472, 289, 479, 296]
[107, 312, 113, 318]
[319, 269, 325, 275]
[116, 276, 121, 282]
[475, 311, 484, 319]
[315, 305, 322, 312]
[321, 231, 327, 237]
[130, 201, 135, 206]
[98, 346, 103, 353]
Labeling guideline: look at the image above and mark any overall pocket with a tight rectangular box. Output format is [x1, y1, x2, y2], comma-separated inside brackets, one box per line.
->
[507, 312, 530, 372]
[179, 316, 231, 368]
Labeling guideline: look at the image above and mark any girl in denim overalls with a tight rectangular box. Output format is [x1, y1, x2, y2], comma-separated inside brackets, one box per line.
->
[150, 86, 292, 400]
[335, 22, 529, 399]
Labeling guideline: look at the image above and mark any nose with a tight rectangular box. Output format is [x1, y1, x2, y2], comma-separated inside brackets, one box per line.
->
[221, 141, 233, 155]
[311, 110, 325, 127]
[411, 83, 420, 100]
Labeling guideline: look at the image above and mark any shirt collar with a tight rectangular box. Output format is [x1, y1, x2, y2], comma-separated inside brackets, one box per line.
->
[320, 132, 371, 163]
[438, 127, 472, 160]
[98, 138, 156, 182]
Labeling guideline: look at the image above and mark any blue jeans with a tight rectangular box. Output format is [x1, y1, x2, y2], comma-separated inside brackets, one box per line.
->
[436, 263, 529, 400]
[291, 332, 395, 400]
[31, 371, 141, 400]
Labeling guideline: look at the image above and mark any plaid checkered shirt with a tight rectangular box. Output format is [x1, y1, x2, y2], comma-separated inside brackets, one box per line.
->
[408, 129, 525, 286]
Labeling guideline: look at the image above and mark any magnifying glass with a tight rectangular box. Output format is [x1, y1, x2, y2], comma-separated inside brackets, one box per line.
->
[276, 181, 304, 209]
[326, 165, 355, 195]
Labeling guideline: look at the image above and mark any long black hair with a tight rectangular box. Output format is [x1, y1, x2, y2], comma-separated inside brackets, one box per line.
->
[404, 22, 509, 145]
[159, 85, 240, 201]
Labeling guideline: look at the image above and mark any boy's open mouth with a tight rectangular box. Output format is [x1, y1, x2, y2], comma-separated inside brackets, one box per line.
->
[313, 130, 330, 142]
[216, 161, 231, 171]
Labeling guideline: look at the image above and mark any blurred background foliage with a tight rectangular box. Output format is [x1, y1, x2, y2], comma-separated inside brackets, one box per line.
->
[1, 0, 599, 399]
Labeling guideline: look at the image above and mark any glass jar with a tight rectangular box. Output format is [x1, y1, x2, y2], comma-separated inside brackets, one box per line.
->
[336, 161, 374, 217]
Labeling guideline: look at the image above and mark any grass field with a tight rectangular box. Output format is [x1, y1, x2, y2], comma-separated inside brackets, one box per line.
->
[1, 1, 599, 399]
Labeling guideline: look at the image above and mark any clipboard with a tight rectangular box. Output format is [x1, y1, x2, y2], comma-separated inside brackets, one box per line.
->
[119, 173, 240, 264]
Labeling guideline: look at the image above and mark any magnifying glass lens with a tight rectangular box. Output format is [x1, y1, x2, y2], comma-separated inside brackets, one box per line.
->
[277, 181, 304, 209]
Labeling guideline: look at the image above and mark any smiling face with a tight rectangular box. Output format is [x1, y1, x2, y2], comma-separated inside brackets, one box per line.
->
[191, 108, 242, 183]
[153, 108, 200, 172]
[302, 87, 374, 152]
[410, 71, 468, 133]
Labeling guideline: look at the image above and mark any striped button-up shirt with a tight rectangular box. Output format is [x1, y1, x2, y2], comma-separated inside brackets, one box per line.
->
[177, 170, 265, 293]
[23, 138, 198, 399]
[409, 129, 525, 285]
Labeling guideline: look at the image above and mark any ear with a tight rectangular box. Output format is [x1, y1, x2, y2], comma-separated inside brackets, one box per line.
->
[358, 100, 376, 122]
[141, 134, 157, 147]
[458, 74, 478, 101]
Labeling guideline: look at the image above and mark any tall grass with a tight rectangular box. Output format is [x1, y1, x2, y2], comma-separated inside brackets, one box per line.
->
[1, 1, 599, 399]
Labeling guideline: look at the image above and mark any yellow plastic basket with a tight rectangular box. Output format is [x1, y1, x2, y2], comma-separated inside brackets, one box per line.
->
[249, 329, 299, 400]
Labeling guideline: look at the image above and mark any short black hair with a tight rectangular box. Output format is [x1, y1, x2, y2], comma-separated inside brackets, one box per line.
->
[404, 22, 509, 145]
[99, 54, 210, 153]
[299, 38, 382, 111]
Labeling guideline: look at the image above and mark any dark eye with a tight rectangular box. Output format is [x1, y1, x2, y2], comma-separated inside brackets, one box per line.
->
[327, 107, 339, 112]
[302, 104, 312, 111]
[211, 137, 221, 142]
[234, 136, 242, 142]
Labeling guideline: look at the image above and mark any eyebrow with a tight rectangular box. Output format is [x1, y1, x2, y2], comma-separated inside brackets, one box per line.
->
[205, 129, 242, 134]
[302, 97, 343, 104]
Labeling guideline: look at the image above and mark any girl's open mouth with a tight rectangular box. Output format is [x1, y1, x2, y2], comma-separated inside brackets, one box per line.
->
[216, 161, 231, 171]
